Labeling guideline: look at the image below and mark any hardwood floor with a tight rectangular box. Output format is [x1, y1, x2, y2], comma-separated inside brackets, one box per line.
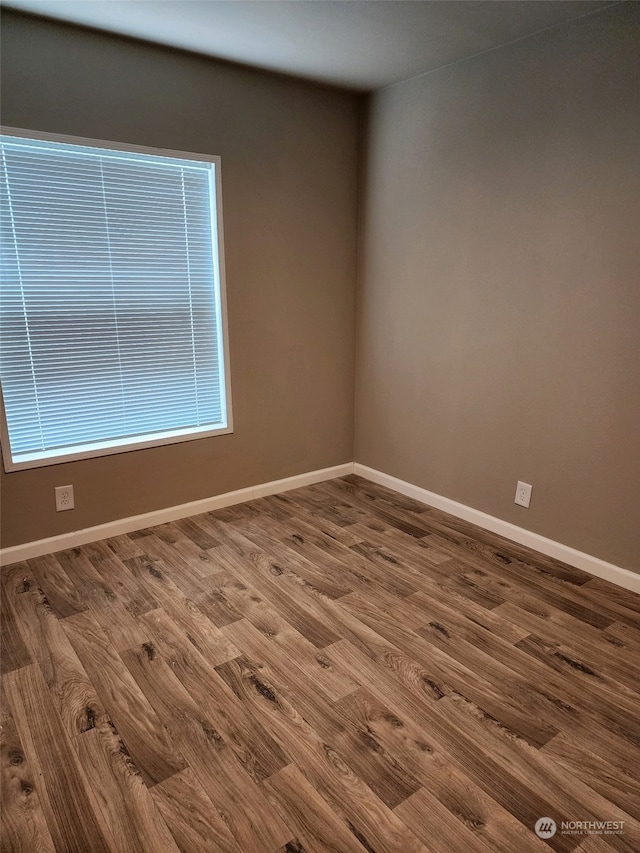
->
[2, 474, 639, 852]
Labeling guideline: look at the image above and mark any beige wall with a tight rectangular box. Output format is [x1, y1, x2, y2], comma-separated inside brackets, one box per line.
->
[0, 12, 360, 547]
[355, 4, 640, 572]
[3, 6, 638, 573]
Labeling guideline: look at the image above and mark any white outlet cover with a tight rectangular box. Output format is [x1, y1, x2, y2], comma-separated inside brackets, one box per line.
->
[55, 484, 75, 511]
[514, 481, 532, 509]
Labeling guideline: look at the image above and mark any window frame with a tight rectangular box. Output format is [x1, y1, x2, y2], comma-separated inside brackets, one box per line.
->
[0, 126, 233, 472]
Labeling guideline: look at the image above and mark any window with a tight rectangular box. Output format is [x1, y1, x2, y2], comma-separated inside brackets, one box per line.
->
[0, 128, 232, 471]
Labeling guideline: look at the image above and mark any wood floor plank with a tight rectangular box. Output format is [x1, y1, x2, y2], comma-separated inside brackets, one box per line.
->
[1, 685, 56, 853]
[318, 480, 436, 540]
[601, 622, 640, 661]
[410, 607, 639, 748]
[81, 540, 159, 617]
[27, 553, 86, 619]
[124, 553, 240, 665]
[230, 513, 357, 600]
[161, 531, 231, 582]
[0, 563, 34, 675]
[390, 593, 640, 755]
[345, 576, 637, 742]
[208, 539, 345, 649]
[211, 643, 430, 853]
[424, 518, 591, 586]
[138, 607, 289, 783]
[56, 547, 148, 652]
[191, 569, 245, 627]
[0, 603, 32, 675]
[541, 731, 640, 821]
[512, 634, 640, 751]
[62, 610, 187, 787]
[394, 787, 501, 853]
[2, 475, 639, 853]
[435, 693, 640, 853]
[263, 491, 365, 547]
[263, 763, 373, 853]
[325, 638, 582, 853]
[121, 641, 291, 853]
[338, 686, 547, 853]
[151, 768, 243, 853]
[199, 537, 378, 665]
[578, 837, 628, 852]
[9, 573, 107, 738]
[207, 528, 351, 644]
[205, 532, 346, 645]
[417, 529, 632, 630]
[392, 580, 530, 645]
[327, 474, 434, 514]
[340, 590, 559, 747]
[220, 599, 358, 702]
[492, 600, 640, 694]
[352, 520, 510, 609]
[217, 645, 420, 811]
[174, 516, 221, 551]
[104, 534, 146, 562]
[573, 576, 640, 616]
[3, 664, 116, 852]
[290, 483, 369, 528]
[351, 518, 604, 626]
[215, 512, 418, 602]
[133, 533, 215, 598]
[556, 719, 640, 785]
[75, 720, 181, 853]
[356, 585, 586, 736]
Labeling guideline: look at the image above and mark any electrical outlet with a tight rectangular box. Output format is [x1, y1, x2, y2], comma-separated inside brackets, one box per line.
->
[55, 485, 74, 512]
[514, 480, 532, 509]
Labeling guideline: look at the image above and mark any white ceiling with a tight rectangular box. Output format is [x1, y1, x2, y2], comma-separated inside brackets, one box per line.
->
[3, 0, 615, 91]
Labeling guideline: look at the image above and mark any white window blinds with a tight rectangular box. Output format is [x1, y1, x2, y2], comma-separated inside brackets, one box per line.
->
[0, 131, 231, 471]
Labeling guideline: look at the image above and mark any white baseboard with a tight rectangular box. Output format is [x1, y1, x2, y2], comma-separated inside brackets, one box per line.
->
[354, 463, 640, 595]
[3, 459, 637, 596]
[0, 462, 354, 567]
